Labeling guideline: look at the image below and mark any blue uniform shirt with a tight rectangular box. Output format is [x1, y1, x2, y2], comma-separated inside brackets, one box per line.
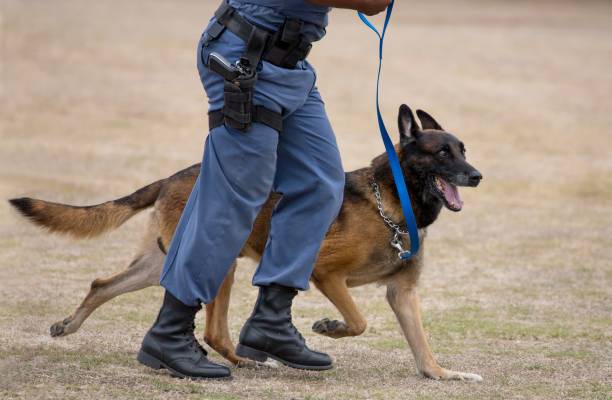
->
[227, 0, 330, 42]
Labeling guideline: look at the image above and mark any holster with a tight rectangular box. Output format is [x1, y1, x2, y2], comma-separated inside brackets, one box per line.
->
[223, 72, 257, 132]
[205, 1, 314, 134]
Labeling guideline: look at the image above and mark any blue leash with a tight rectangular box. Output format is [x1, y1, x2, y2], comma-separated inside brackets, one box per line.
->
[358, 1, 420, 260]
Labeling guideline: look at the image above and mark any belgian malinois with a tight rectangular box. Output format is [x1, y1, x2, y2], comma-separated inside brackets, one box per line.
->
[9, 105, 483, 381]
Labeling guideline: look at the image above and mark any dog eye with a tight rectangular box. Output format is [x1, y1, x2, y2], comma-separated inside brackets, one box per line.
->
[437, 149, 448, 157]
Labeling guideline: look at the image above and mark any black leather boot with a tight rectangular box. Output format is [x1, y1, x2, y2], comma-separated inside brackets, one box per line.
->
[236, 284, 333, 370]
[137, 291, 231, 379]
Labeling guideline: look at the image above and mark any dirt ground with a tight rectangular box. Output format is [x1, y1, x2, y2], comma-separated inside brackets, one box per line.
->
[1, 1, 611, 399]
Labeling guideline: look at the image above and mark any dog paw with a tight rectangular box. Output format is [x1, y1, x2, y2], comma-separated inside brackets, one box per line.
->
[50, 317, 76, 337]
[455, 372, 483, 382]
[235, 357, 280, 370]
[256, 358, 281, 369]
[422, 367, 483, 382]
[312, 318, 348, 337]
[234, 357, 258, 368]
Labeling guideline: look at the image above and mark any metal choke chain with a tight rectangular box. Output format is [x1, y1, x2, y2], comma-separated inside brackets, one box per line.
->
[371, 181, 409, 234]
[371, 181, 413, 259]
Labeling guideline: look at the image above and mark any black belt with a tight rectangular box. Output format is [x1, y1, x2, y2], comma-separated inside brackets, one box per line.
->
[205, 2, 315, 134]
[209, 2, 313, 69]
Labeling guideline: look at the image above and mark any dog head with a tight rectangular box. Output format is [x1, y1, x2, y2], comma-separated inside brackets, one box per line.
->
[398, 104, 482, 212]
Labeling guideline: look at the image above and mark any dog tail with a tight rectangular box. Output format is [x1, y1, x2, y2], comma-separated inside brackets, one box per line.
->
[9, 179, 165, 239]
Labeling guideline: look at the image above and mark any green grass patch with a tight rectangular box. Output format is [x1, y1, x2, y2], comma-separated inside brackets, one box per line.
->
[0, 299, 59, 318]
[3, 344, 134, 370]
[424, 304, 582, 341]
[545, 349, 594, 360]
[368, 337, 407, 351]
[566, 382, 611, 400]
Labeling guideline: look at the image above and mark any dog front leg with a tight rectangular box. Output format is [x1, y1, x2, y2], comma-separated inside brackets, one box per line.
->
[386, 281, 482, 382]
[311, 274, 368, 339]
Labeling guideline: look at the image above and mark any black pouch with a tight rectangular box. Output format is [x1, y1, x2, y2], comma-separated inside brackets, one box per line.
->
[265, 18, 311, 69]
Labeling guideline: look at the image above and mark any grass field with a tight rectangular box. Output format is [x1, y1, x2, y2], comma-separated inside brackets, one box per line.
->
[1, 1, 611, 399]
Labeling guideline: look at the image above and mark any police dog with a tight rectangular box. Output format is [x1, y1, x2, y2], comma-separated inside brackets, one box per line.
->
[9, 105, 483, 381]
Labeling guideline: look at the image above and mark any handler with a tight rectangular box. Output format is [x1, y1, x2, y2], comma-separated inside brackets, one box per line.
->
[138, 0, 391, 379]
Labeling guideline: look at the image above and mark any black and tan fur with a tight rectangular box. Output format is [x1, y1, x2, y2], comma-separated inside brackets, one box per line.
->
[9, 105, 483, 381]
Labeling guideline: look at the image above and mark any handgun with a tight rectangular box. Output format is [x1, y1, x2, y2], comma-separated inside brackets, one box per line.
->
[208, 52, 242, 82]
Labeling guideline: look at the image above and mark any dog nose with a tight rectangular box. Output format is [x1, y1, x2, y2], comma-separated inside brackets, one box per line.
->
[468, 170, 482, 186]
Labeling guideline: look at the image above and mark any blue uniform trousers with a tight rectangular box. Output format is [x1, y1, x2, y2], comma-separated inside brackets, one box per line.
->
[159, 17, 345, 306]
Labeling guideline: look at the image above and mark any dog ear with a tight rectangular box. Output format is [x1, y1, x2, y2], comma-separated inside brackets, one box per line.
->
[416, 109, 443, 131]
[398, 104, 420, 140]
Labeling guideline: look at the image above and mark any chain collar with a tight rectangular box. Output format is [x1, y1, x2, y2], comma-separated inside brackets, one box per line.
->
[370, 181, 414, 259]
[371, 181, 410, 234]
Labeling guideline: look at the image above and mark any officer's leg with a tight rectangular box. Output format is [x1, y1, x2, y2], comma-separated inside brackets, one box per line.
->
[139, 26, 280, 378]
[159, 122, 279, 305]
[236, 87, 345, 371]
[253, 87, 345, 289]
[140, 120, 278, 379]
[159, 23, 283, 307]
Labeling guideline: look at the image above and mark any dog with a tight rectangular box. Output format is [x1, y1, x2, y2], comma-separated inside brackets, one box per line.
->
[9, 104, 483, 381]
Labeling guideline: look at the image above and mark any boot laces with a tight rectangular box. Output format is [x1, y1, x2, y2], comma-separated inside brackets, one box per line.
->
[183, 322, 208, 356]
[287, 309, 305, 344]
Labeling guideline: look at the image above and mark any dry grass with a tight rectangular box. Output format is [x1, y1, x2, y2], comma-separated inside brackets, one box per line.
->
[1, 1, 611, 399]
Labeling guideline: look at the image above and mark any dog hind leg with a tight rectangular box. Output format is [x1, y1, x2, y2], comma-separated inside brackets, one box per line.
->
[49, 239, 164, 337]
[311, 273, 368, 339]
[203, 262, 253, 367]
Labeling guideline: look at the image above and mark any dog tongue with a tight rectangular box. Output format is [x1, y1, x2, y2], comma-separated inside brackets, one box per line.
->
[440, 178, 463, 210]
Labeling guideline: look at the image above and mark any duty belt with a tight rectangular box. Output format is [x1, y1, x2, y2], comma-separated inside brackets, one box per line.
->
[205, 2, 314, 134]
[208, 2, 313, 69]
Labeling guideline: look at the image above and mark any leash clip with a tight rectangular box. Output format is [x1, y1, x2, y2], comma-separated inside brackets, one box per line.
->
[390, 232, 412, 260]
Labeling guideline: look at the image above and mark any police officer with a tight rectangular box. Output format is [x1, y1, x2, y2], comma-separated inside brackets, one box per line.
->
[137, 0, 391, 379]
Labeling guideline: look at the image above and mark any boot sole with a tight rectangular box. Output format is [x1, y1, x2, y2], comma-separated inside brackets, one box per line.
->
[236, 344, 334, 371]
[137, 349, 232, 380]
